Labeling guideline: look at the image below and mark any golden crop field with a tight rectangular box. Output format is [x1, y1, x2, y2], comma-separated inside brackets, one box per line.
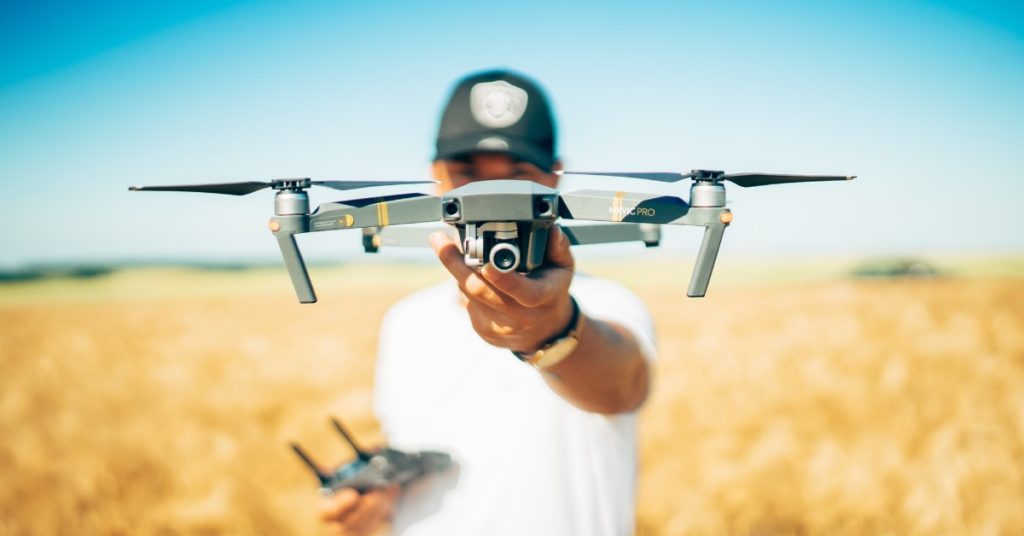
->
[1, 258, 1023, 535]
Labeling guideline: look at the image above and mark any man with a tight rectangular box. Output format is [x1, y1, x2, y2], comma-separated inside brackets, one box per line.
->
[319, 70, 656, 535]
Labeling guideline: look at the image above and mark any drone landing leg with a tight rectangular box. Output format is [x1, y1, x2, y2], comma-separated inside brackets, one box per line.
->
[687, 223, 726, 298]
[275, 233, 317, 303]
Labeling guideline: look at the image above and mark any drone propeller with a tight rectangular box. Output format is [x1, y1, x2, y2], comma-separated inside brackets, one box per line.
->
[560, 170, 855, 187]
[719, 173, 855, 188]
[558, 171, 694, 182]
[129, 178, 436, 196]
[128, 181, 271, 195]
[315, 180, 437, 191]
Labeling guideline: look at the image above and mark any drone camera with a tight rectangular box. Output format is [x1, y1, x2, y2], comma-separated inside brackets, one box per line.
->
[490, 243, 521, 272]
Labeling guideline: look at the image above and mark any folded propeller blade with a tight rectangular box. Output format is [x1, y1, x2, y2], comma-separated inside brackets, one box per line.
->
[128, 181, 271, 195]
[723, 173, 856, 188]
[561, 170, 855, 188]
[313, 179, 436, 191]
[559, 171, 695, 182]
[129, 179, 436, 196]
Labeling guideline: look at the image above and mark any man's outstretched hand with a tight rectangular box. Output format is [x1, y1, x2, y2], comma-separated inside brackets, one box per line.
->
[319, 485, 400, 536]
[430, 226, 575, 354]
[432, 223, 650, 414]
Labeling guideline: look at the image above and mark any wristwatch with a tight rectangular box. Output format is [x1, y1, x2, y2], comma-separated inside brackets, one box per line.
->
[512, 297, 582, 369]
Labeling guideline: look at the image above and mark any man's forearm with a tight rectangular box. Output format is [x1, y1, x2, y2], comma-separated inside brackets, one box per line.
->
[539, 313, 650, 415]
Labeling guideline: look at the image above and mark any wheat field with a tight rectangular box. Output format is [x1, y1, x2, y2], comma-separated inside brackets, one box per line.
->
[1, 259, 1022, 535]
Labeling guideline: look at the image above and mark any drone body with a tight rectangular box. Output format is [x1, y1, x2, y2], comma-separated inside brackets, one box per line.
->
[441, 180, 559, 273]
[130, 169, 854, 303]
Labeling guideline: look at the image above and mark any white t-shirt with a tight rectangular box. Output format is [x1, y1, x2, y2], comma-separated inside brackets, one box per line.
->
[373, 274, 656, 536]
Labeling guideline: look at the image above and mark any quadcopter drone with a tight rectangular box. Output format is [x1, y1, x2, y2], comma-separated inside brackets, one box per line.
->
[291, 417, 452, 494]
[130, 169, 854, 303]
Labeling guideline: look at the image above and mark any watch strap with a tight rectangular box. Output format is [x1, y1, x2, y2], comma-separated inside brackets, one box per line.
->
[512, 297, 580, 365]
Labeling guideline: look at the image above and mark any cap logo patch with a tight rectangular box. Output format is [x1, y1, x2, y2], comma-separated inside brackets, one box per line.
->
[470, 80, 529, 128]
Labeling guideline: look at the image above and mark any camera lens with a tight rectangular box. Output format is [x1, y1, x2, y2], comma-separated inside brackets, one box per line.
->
[489, 243, 520, 272]
[443, 200, 460, 218]
[536, 199, 551, 216]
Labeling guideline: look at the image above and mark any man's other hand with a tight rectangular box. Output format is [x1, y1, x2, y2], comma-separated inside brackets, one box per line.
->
[319, 485, 400, 536]
[430, 225, 575, 354]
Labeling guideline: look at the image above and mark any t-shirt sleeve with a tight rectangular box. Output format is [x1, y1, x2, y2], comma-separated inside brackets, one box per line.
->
[571, 275, 657, 362]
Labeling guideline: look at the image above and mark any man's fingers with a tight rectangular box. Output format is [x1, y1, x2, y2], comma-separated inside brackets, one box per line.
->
[349, 486, 399, 534]
[464, 271, 519, 310]
[319, 488, 360, 522]
[325, 486, 397, 535]
[354, 487, 397, 536]
[338, 492, 379, 534]
[466, 300, 521, 339]
[481, 263, 572, 308]
[432, 228, 574, 309]
[430, 232, 472, 279]
[479, 226, 574, 307]
[432, 232, 521, 312]
[546, 225, 575, 271]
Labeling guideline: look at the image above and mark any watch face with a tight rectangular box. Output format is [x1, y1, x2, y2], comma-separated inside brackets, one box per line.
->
[532, 336, 579, 369]
[519, 297, 582, 368]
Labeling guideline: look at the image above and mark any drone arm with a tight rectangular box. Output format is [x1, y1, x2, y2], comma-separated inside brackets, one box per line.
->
[559, 223, 661, 247]
[364, 225, 455, 250]
[366, 222, 661, 249]
[309, 194, 441, 232]
[276, 232, 316, 303]
[270, 214, 317, 303]
[267, 195, 440, 304]
[663, 208, 731, 298]
[688, 222, 726, 297]
[561, 189, 733, 297]
[559, 190, 690, 224]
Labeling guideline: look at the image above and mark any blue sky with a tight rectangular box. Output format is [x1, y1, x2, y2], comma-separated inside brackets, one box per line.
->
[1, 0, 1022, 266]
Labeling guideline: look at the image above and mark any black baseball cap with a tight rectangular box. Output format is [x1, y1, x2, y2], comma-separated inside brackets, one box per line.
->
[434, 69, 557, 172]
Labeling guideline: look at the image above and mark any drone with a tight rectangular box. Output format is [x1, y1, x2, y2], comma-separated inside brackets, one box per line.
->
[130, 169, 854, 303]
[291, 417, 452, 495]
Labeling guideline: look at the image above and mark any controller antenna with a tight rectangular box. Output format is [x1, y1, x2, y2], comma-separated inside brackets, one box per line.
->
[331, 417, 372, 462]
[290, 443, 330, 486]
